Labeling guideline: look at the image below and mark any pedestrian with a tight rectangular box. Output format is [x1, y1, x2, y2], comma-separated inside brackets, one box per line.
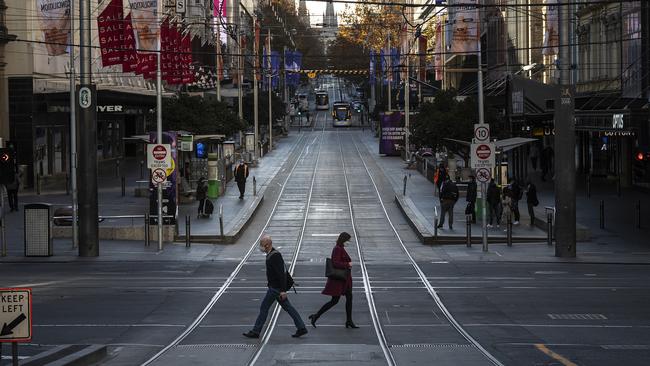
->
[243, 236, 308, 339]
[530, 143, 539, 171]
[5, 171, 20, 212]
[486, 179, 502, 228]
[433, 163, 447, 194]
[541, 145, 554, 181]
[509, 178, 522, 225]
[308, 232, 358, 329]
[437, 176, 459, 230]
[526, 181, 539, 226]
[466, 175, 477, 223]
[196, 177, 207, 218]
[501, 186, 513, 229]
[234, 160, 249, 199]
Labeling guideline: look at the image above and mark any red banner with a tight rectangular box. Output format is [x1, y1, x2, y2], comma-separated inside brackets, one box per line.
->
[160, 18, 171, 81]
[181, 34, 194, 84]
[98, 0, 124, 67]
[169, 26, 182, 84]
[121, 14, 138, 73]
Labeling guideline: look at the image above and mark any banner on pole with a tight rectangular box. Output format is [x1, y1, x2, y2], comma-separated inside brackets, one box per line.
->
[37, 0, 71, 56]
[449, 0, 479, 54]
[98, 0, 124, 67]
[542, 0, 559, 56]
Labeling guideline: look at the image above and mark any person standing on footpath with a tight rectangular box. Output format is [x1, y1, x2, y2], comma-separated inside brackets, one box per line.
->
[196, 177, 207, 218]
[509, 178, 522, 225]
[465, 175, 477, 224]
[437, 176, 459, 230]
[234, 160, 249, 199]
[526, 181, 539, 226]
[433, 163, 447, 194]
[486, 179, 502, 228]
[5, 171, 20, 212]
[243, 236, 308, 339]
[308, 232, 358, 329]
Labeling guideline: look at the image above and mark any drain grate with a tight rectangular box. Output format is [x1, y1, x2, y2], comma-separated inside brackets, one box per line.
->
[547, 314, 607, 320]
[177, 344, 256, 350]
[391, 343, 474, 349]
[602, 345, 650, 350]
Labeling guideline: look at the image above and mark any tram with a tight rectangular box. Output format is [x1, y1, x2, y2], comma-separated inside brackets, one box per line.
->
[332, 102, 352, 127]
[315, 91, 329, 110]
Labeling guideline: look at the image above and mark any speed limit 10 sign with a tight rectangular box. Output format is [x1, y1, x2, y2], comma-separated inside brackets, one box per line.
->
[474, 124, 490, 143]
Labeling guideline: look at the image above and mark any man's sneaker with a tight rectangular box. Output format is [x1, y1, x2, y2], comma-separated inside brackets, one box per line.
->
[486, 224, 493, 228]
[514, 221, 520, 225]
[496, 224, 501, 228]
[243, 330, 259, 338]
[291, 328, 308, 338]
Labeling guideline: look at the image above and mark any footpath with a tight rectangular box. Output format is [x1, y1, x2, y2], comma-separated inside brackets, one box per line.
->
[0, 133, 305, 261]
[356, 129, 650, 264]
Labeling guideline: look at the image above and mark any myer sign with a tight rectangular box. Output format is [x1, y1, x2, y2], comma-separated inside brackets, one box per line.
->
[49, 105, 125, 113]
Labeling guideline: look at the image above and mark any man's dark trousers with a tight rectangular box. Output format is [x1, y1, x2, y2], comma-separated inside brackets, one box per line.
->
[237, 181, 246, 198]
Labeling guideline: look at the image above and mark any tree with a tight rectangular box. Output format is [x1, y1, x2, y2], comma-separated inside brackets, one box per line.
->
[410, 90, 502, 161]
[338, 4, 404, 51]
[163, 94, 246, 136]
[327, 35, 368, 83]
[242, 92, 286, 133]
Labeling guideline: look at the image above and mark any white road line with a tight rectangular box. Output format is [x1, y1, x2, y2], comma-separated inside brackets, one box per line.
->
[464, 323, 650, 329]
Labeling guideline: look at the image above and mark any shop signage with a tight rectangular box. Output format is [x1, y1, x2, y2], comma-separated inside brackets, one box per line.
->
[48, 105, 133, 113]
[612, 114, 624, 129]
[176, 0, 185, 13]
[179, 135, 194, 151]
[79, 87, 92, 109]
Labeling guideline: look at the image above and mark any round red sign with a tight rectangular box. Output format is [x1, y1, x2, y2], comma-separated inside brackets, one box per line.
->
[476, 144, 491, 159]
[152, 145, 167, 160]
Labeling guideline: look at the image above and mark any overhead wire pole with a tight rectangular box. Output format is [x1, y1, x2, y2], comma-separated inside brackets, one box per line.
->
[156, 0, 163, 251]
[555, 0, 576, 257]
[476, 2, 488, 253]
[253, 17, 259, 160]
[387, 33, 392, 111]
[78, 0, 99, 257]
[69, 0, 78, 249]
[268, 29, 272, 152]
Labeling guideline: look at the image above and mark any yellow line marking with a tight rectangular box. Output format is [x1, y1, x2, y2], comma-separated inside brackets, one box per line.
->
[535, 344, 579, 366]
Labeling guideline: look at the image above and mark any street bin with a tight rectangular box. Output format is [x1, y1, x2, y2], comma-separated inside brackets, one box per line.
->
[24, 203, 53, 256]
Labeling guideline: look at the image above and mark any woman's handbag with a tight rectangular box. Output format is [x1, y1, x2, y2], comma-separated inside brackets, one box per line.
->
[325, 258, 348, 281]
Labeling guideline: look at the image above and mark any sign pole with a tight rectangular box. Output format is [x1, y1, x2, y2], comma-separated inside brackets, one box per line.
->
[156, 1, 163, 251]
[268, 29, 273, 153]
[476, 15, 487, 252]
[69, 0, 78, 250]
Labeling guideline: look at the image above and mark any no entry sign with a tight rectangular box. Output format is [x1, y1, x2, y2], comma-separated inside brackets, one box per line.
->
[147, 144, 172, 170]
[471, 142, 495, 170]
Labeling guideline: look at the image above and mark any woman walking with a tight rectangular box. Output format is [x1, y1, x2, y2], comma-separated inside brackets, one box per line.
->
[308, 232, 358, 329]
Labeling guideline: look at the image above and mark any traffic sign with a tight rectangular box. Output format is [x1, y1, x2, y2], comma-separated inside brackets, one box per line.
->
[471, 142, 495, 169]
[79, 87, 92, 109]
[0, 288, 32, 342]
[151, 168, 167, 184]
[147, 144, 172, 170]
[474, 124, 490, 143]
[476, 167, 491, 183]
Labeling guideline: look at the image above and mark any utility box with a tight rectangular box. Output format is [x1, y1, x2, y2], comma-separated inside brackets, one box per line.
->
[24, 203, 53, 257]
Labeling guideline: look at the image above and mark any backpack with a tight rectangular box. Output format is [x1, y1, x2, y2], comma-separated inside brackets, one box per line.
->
[269, 250, 297, 293]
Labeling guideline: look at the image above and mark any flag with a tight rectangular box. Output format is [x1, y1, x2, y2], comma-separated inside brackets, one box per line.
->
[38, 0, 71, 56]
[391, 47, 400, 88]
[181, 34, 194, 84]
[369, 50, 376, 84]
[121, 13, 138, 73]
[98, 0, 124, 67]
[271, 51, 280, 89]
[434, 21, 443, 81]
[542, 0, 559, 56]
[449, 0, 479, 54]
[380, 49, 386, 85]
[160, 17, 171, 81]
[170, 24, 183, 84]
[254, 20, 261, 81]
[213, 0, 226, 18]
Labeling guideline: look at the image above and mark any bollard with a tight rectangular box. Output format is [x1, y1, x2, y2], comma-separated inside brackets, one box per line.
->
[465, 214, 472, 247]
[116, 159, 120, 178]
[1, 217, 6, 257]
[433, 217, 438, 241]
[547, 211, 553, 246]
[219, 204, 224, 239]
[140, 160, 145, 179]
[144, 213, 150, 247]
[121, 176, 126, 197]
[253, 176, 257, 196]
[506, 214, 513, 247]
[586, 175, 591, 198]
[185, 215, 191, 247]
[36, 175, 41, 195]
[403, 174, 407, 196]
[635, 200, 641, 229]
[599, 200, 605, 229]
[65, 174, 70, 195]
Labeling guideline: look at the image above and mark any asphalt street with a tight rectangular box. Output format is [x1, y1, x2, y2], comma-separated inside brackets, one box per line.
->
[2, 88, 650, 366]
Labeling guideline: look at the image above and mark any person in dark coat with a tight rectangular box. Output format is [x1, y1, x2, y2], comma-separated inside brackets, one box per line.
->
[437, 176, 459, 230]
[486, 179, 502, 227]
[466, 175, 477, 223]
[196, 177, 207, 218]
[509, 178, 522, 225]
[526, 181, 539, 226]
[434, 163, 447, 193]
[5, 171, 20, 212]
[234, 160, 249, 199]
[244, 236, 307, 339]
[308, 232, 358, 329]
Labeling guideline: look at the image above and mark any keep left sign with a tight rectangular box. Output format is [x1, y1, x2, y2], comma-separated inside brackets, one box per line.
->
[0, 288, 32, 342]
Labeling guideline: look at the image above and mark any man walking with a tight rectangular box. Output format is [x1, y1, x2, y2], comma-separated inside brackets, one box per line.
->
[244, 236, 308, 339]
[526, 181, 539, 226]
[437, 176, 459, 230]
[486, 179, 502, 228]
[466, 175, 477, 224]
[234, 160, 249, 199]
[509, 178, 521, 225]
[5, 171, 20, 212]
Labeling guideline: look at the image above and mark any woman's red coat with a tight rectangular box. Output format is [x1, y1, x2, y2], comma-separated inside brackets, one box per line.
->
[322, 243, 352, 296]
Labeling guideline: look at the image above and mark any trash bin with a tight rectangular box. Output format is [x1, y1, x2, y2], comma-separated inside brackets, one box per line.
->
[24, 203, 53, 256]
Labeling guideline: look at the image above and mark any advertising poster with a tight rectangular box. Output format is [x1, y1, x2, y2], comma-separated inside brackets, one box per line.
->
[379, 112, 405, 156]
[449, 0, 479, 54]
[542, 0, 559, 56]
[37, 0, 71, 56]
[128, 0, 159, 52]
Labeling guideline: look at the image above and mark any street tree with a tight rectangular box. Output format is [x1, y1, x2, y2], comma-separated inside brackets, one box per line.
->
[242, 92, 286, 133]
[163, 94, 246, 137]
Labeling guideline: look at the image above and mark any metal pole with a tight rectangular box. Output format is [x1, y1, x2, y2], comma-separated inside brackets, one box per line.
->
[115, 159, 120, 178]
[387, 34, 392, 111]
[1, 187, 5, 257]
[506, 213, 513, 247]
[36, 175, 40, 195]
[403, 174, 407, 196]
[69, 0, 78, 249]
[481, 182, 488, 252]
[404, 39, 410, 161]
[78, 0, 99, 257]
[140, 160, 144, 179]
[185, 215, 191, 247]
[156, 2, 163, 253]
[547, 211, 553, 246]
[555, 0, 577, 258]
[12, 342, 18, 366]
[268, 29, 273, 153]
[253, 17, 259, 161]
[253, 176, 257, 196]
[216, 28, 222, 102]
[144, 212, 150, 247]
[238, 32, 243, 120]
[600, 200, 605, 229]
[121, 176, 125, 197]
[586, 174, 591, 198]
[636, 200, 641, 229]
[466, 214, 472, 248]
[433, 207, 438, 242]
[219, 204, 224, 238]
